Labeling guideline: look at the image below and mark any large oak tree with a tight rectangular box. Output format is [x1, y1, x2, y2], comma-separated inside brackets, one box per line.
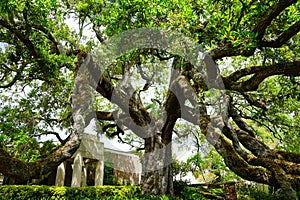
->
[0, 0, 300, 199]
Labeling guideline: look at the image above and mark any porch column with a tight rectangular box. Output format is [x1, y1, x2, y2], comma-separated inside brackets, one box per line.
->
[55, 162, 66, 186]
[81, 166, 87, 186]
[95, 159, 104, 185]
[71, 152, 83, 187]
[95, 142, 104, 186]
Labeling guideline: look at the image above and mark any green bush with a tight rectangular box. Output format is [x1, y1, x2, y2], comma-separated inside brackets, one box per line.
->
[0, 185, 181, 200]
[0, 185, 141, 200]
[237, 187, 275, 200]
[180, 187, 206, 200]
[1, 184, 297, 199]
[0, 185, 203, 200]
[237, 186, 300, 200]
[173, 180, 189, 195]
[103, 164, 118, 186]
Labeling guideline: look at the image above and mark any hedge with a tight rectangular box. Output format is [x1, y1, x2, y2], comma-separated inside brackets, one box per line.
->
[0, 185, 141, 200]
[0, 185, 184, 200]
[2, 184, 294, 199]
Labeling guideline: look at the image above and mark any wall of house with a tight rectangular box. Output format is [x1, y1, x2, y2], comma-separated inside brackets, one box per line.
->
[104, 148, 142, 185]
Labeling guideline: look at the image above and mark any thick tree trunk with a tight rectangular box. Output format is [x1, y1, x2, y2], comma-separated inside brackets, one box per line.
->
[200, 117, 300, 200]
[141, 135, 173, 195]
[0, 60, 92, 184]
[0, 132, 81, 184]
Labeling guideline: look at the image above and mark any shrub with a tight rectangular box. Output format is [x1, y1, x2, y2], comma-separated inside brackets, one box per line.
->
[173, 180, 189, 195]
[180, 187, 206, 200]
[1, 184, 296, 199]
[0, 185, 141, 200]
[236, 186, 300, 200]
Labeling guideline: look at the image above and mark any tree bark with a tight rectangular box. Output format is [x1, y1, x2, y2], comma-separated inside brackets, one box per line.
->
[140, 98, 178, 195]
[141, 135, 173, 195]
[0, 131, 81, 184]
[140, 71, 180, 195]
[0, 55, 93, 184]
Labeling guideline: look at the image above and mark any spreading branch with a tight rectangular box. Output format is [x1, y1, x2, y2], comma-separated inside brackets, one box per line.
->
[34, 131, 68, 145]
[0, 18, 38, 59]
[224, 61, 300, 92]
[93, 24, 105, 44]
[209, 0, 298, 60]
[32, 25, 60, 54]
[241, 92, 267, 110]
[253, 0, 297, 41]
[259, 21, 300, 48]
[0, 68, 22, 88]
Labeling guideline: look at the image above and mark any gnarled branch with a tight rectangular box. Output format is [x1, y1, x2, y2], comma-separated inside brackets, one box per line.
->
[224, 61, 300, 92]
[260, 21, 300, 48]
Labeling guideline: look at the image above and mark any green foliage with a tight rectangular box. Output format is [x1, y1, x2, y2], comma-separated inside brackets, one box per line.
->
[205, 150, 241, 182]
[230, 74, 300, 153]
[0, 185, 182, 200]
[182, 185, 300, 200]
[172, 158, 192, 181]
[185, 150, 240, 183]
[237, 186, 287, 200]
[0, 184, 297, 199]
[0, 0, 299, 196]
[173, 180, 189, 196]
[180, 187, 207, 200]
[103, 164, 118, 186]
[0, 185, 141, 200]
[0, 0, 75, 162]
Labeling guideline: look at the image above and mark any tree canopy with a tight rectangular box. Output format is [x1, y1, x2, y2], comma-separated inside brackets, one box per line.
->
[0, 0, 299, 199]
